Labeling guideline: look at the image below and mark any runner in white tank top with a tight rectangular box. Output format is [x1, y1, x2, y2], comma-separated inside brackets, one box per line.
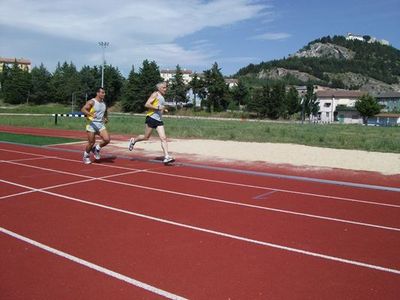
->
[81, 87, 111, 164]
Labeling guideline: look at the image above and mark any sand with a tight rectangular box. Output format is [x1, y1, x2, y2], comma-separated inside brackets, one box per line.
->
[113, 138, 400, 175]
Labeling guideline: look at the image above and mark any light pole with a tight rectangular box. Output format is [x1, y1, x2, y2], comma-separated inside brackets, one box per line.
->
[98, 41, 109, 87]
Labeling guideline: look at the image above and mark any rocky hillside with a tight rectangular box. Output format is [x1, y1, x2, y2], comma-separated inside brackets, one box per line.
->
[291, 42, 355, 60]
[236, 35, 400, 92]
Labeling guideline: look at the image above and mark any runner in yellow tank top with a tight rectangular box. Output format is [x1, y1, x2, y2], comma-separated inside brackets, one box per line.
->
[128, 82, 175, 164]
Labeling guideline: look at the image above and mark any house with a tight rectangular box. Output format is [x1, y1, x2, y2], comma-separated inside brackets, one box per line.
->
[373, 91, 400, 112]
[316, 89, 364, 123]
[335, 106, 362, 124]
[224, 78, 238, 89]
[0, 57, 31, 72]
[345, 33, 390, 46]
[367, 113, 400, 126]
[160, 69, 193, 84]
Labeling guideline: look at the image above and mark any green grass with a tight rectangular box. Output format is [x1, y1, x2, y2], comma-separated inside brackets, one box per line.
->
[0, 132, 81, 146]
[0, 113, 399, 153]
[0, 103, 72, 114]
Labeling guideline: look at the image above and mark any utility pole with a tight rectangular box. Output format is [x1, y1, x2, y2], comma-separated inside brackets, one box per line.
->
[98, 41, 109, 87]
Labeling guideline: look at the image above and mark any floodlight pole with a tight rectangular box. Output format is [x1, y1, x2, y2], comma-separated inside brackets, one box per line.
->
[98, 41, 109, 87]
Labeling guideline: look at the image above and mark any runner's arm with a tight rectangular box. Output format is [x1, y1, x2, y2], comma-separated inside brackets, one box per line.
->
[81, 100, 95, 117]
[144, 92, 160, 110]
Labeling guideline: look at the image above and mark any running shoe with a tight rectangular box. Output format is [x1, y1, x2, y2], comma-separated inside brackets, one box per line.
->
[83, 155, 91, 164]
[92, 146, 101, 160]
[163, 156, 175, 164]
[128, 138, 136, 151]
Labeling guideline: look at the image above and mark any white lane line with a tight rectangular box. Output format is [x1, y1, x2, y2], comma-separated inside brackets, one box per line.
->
[1, 181, 399, 276]
[146, 170, 400, 208]
[0, 170, 146, 200]
[1, 148, 399, 209]
[1, 189, 41, 200]
[2, 160, 400, 232]
[0, 227, 187, 300]
[1, 157, 49, 163]
[99, 177, 400, 232]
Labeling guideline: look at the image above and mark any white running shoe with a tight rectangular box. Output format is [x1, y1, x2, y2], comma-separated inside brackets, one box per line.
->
[163, 156, 175, 164]
[128, 138, 136, 151]
[83, 156, 91, 164]
[92, 146, 101, 160]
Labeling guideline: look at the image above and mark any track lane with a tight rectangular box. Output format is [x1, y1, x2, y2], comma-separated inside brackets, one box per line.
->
[1, 192, 399, 299]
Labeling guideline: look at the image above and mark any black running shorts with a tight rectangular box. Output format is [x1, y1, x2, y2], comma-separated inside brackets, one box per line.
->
[145, 116, 164, 128]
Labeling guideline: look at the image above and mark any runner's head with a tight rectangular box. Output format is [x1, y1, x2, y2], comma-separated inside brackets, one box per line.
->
[96, 87, 106, 100]
[156, 82, 167, 95]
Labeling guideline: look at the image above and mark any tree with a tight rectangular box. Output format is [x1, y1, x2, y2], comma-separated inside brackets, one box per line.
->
[259, 84, 271, 118]
[167, 65, 187, 107]
[121, 65, 141, 112]
[120, 60, 163, 113]
[232, 80, 249, 107]
[286, 86, 301, 116]
[2, 62, 31, 104]
[203, 62, 227, 112]
[189, 73, 205, 109]
[30, 63, 52, 104]
[302, 83, 319, 122]
[246, 87, 264, 117]
[50, 61, 81, 104]
[268, 82, 286, 119]
[355, 94, 380, 124]
[80, 65, 98, 94]
[103, 65, 125, 107]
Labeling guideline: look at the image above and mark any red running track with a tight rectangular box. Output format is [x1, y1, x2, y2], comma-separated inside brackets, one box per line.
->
[1, 142, 400, 299]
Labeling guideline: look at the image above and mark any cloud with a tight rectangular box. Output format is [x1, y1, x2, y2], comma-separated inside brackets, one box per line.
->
[0, 0, 270, 71]
[251, 32, 292, 41]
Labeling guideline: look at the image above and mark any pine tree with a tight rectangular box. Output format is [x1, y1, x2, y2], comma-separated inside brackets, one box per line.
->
[2, 61, 31, 104]
[232, 80, 249, 107]
[203, 62, 227, 112]
[121, 65, 141, 112]
[260, 84, 271, 118]
[168, 65, 187, 107]
[246, 87, 264, 117]
[103, 65, 125, 107]
[189, 73, 205, 109]
[120, 60, 163, 113]
[30, 63, 52, 104]
[50, 62, 80, 104]
[80, 66, 97, 94]
[268, 82, 286, 119]
[302, 83, 319, 121]
[286, 86, 301, 116]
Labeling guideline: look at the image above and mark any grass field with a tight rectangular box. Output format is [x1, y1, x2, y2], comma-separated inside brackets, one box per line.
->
[0, 113, 399, 153]
[0, 102, 73, 114]
[0, 132, 81, 146]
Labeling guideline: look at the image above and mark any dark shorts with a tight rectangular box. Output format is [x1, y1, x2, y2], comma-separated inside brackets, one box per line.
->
[145, 116, 164, 129]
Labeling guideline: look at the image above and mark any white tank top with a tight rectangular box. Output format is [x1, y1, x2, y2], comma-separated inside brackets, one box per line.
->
[87, 98, 106, 123]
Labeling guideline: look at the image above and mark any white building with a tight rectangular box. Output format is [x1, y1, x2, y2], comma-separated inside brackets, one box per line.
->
[0, 57, 31, 72]
[224, 78, 239, 89]
[316, 89, 364, 123]
[160, 69, 193, 84]
[346, 33, 390, 46]
[346, 33, 364, 42]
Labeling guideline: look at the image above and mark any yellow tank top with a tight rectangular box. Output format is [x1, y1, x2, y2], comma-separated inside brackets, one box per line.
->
[146, 97, 159, 117]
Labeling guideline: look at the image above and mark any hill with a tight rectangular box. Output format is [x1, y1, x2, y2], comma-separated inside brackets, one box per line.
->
[235, 35, 400, 93]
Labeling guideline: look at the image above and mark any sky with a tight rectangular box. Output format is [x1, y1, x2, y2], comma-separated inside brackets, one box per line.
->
[0, 0, 399, 76]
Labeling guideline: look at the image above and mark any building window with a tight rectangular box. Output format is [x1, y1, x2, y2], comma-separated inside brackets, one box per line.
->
[324, 103, 331, 107]
[326, 112, 329, 117]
